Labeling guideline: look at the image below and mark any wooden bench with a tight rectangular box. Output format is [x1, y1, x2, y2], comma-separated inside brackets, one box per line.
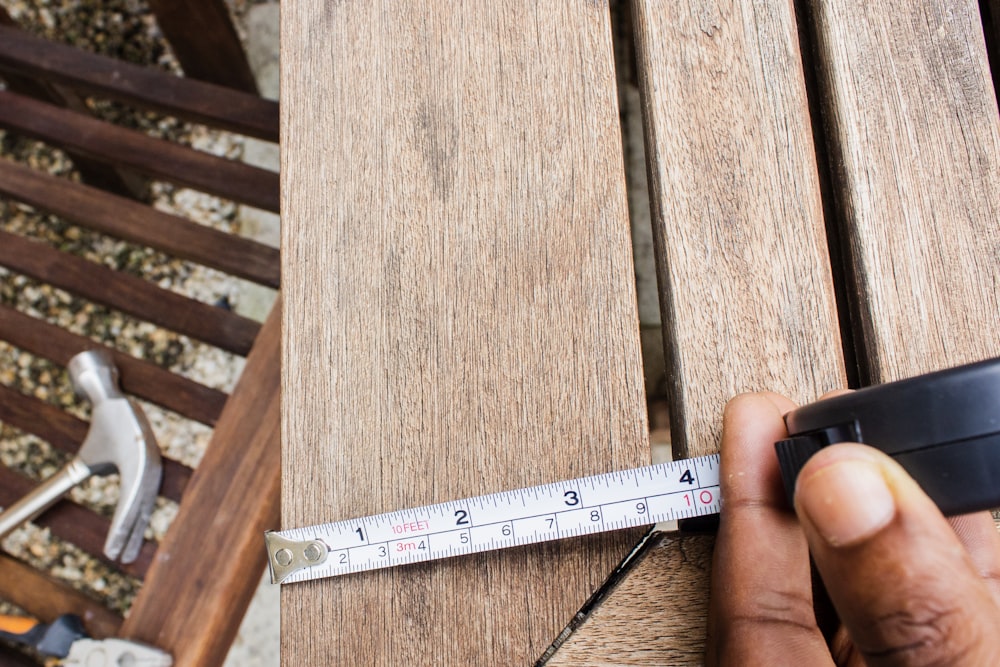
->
[281, 0, 1000, 663]
[0, 5, 280, 665]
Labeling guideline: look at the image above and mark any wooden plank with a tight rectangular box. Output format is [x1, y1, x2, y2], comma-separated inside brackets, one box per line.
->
[0, 91, 279, 212]
[0, 467, 155, 579]
[0, 232, 260, 356]
[147, 0, 259, 94]
[0, 160, 279, 288]
[281, 3, 648, 663]
[0, 385, 191, 502]
[121, 302, 280, 667]
[546, 1, 846, 662]
[0, 26, 278, 142]
[0, 305, 227, 426]
[546, 535, 713, 667]
[0, 554, 122, 639]
[806, 0, 1000, 381]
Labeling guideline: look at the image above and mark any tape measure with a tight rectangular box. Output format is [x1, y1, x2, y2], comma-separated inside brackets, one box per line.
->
[267, 357, 1000, 586]
[265, 455, 720, 585]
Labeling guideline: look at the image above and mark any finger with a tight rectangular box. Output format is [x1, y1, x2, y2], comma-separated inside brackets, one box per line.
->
[795, 443, 1000, 666]
[706, 393, 833, 666]
[948, 512, 1000, 606]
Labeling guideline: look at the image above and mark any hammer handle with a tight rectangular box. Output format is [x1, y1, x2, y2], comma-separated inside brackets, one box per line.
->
[0, 458, 91, 540]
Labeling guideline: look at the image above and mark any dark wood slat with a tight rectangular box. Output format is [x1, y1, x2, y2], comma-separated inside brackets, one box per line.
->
[0, 26, 278, 142]
[147, 0, 259, 94]
[0, 554, 122, 639]
[0, 232, 260, 356]
[0, 468, 153, 579]
[0, 386, 191, 502]
[0, 305, 227, 426]
[0, 160, 279, 288]
[0, 91, 279, 212]
[0, 12, 147, 199]
[123, 301, 281, 666]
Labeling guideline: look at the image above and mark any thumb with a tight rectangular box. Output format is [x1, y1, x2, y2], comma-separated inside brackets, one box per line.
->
[794, 443, 1000, 666]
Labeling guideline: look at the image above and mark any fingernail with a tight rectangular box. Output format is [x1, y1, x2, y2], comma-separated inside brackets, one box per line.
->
[796, 459, 895, 547]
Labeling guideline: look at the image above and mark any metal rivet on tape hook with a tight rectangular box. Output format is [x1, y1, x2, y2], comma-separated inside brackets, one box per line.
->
[264, 532, 329, 584]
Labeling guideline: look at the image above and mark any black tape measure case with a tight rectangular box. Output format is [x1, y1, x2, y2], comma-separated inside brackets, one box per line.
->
[775, 357, 1000, 516]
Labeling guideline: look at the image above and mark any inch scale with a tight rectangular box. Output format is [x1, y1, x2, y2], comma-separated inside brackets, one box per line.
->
[266, 454, 721, 585]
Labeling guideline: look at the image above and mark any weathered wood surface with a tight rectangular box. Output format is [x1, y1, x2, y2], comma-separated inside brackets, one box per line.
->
[549, 0, 1000, 662]
[807, 0, 1000, 381]
[281, 2, 648, 664]
[548, 535, 714, 667]
[547, 0, 847, 661]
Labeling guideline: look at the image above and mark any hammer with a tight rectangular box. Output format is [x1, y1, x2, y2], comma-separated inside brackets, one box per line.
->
[0, 350, 162, 563]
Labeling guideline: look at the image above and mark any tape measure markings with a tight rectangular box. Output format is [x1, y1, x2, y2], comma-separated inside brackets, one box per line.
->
[267, 454, 721, 584]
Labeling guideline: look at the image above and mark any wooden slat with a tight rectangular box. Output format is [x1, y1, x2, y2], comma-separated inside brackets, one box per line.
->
[0, 91, 279, 212]
[0, 26, 278, 142]
[0, 554, 122, 639]
[0, 159, 280, 288]
[0, 10, 148, 199]
[0, 232, 260, 356]
[147, 0, 259, 94]
[0, 305, 227, 426]
[0, 385, 191, 502]
[546, 2, 847, 662]
[0, 467, 154, 579]
[546, 535, 714, 667]
[807, 0, 1000, 381]
[281, 3, 648, 664]
[122, 301, 281, 667]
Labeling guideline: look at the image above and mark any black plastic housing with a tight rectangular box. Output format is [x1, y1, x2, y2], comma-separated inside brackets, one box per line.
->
[775, 357, 1000, 516]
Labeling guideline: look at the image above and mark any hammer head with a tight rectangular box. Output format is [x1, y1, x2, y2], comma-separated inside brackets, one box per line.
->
[68, 350, 163, 563]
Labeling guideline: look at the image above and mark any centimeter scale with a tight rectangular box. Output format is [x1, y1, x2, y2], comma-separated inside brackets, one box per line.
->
[266, 454, 721, 585]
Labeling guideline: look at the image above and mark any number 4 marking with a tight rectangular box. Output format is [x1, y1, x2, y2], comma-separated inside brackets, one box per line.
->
[679, 469, 695, 485]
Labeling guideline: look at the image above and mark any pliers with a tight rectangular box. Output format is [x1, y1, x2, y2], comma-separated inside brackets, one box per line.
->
[0, 614, 172, 666]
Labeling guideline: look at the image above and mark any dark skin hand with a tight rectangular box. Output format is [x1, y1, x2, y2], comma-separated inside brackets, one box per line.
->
[707, 393, 1000, 666]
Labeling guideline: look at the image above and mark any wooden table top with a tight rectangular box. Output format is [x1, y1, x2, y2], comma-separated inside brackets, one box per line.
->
[280, 2, 1000, 663]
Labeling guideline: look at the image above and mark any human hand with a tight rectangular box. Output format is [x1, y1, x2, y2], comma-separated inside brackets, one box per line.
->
[706, 392, 1000, 666]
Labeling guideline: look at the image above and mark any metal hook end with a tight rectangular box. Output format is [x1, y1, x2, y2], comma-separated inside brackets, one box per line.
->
[265, 532, 329, 584]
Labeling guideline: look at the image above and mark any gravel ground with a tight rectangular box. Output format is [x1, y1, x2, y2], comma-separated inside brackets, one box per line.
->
[0, 0, 278, 654]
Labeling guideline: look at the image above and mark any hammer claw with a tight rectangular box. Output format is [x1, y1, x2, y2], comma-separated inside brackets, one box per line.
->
[0, 350, 163, 564]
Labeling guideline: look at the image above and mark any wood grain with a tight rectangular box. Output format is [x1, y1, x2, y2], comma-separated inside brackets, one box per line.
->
[547, 1, 846, 661]
[281, 2, 648, 663]
[547, 534, 713, 667]
[807, 0, 1000, 381]
[121, 302, 280, 667]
